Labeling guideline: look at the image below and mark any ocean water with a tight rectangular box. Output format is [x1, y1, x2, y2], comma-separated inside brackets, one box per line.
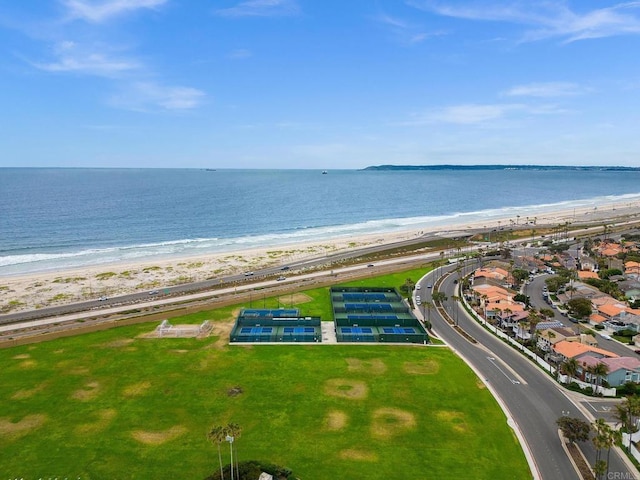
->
[1, 167, 640, 275]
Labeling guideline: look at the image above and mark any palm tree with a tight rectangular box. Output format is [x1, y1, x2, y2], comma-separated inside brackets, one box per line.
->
[226, 422, 242, 480]
[423, 300, 434, 329]
[527, 309, 541, 345]
[403, 278, 415, 300]
[207, 425, 227, 480]
[592, 418, 618, 479]
[592, 362, 609, 392]
[561, 358, 579, 382]
[451, 295, 461, 325]
[481, 294, 489, 318]
[431, 291, 447, 306]
[614, 395, 640, 451]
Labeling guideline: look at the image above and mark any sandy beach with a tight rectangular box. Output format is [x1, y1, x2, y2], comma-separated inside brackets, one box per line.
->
[2, 197, 640, 315]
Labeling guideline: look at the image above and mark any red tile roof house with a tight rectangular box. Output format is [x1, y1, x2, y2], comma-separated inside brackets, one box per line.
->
[552, 340, 618, 363]
[579, 355, 640, 387]
[473, 267, 514, 286]
[471, 283, 516, 319]
[589, 313, 608, 328]
[578, 270, 600, 281]
[626, 261, 640, 279]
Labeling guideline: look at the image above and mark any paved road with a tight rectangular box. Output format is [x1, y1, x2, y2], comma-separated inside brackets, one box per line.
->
[421, 266, 637, 480]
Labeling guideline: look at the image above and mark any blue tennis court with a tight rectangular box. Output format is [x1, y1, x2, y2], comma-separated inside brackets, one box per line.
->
[347, 314, 398, 320]
[283, 327, 316, 334]
[242, 309, 299, 318]
[239, 327, 273, 334]
[345, 303, 393, 311]
[342, 292, 387, 301]
[340, 327, 374, 334]
[382, 327, 416, 334]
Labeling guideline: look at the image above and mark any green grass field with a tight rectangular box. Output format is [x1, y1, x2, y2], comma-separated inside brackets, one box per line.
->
[0, 270, 530, 479]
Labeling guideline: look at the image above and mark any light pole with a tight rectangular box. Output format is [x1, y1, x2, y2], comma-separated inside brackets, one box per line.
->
[226, 435, 235, 480]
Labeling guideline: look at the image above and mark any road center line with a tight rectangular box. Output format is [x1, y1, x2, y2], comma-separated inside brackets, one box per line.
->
[487, 356, 521, 385]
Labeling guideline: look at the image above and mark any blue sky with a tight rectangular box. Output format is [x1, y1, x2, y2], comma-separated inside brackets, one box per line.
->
[2, 0, 640, 169]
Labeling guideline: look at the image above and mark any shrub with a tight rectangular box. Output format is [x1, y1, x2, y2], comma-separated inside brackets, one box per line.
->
[205, 460, 295, 480]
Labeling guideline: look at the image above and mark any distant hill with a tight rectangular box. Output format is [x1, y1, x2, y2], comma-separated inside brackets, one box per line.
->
[362, 164, 640, 171]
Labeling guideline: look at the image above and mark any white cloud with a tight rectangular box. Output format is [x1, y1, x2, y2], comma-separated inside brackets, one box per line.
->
[406, 1, 640, 42]
[62, 0, 168, 23]
[32, 41, 139, 77]
[214, 0, 299, 18]
[227, 48, 252, 59]
[109, 81, 205, 111]
[402, 101, 570, 126]
[374, 13, 446, 45]
[504, 82, 589, 97]
[421, 103, 524, 124]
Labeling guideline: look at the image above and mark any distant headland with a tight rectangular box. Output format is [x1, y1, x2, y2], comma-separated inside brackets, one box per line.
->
[362, 164, 640, 171]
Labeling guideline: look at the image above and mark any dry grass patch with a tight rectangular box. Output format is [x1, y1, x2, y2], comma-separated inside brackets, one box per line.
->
[324, 410, 348, 431]
[12, 381, 48, 400]
[66, 366, 91, 375]
[122, 381, 152, 398]
[0, 414, 47, 441]
[278, 292, 313, 305]
[435, 410, 468, 433]
[339, 449, 379, 462]
[71, 381, 101, 401]
[18, 360, 37, 369]
[371, 408, 416, 439]
[131, 425, 187, 445]
[100, 339, 134, 348]
[403, 359, 440, 375]
[324, 379, 368, 400]
[75, 409, 117, 436]
[205, 318, 236, 349]
[476, 379, 487, 389]
[12, 354, 30, 359]
[346, 358, 387, 375]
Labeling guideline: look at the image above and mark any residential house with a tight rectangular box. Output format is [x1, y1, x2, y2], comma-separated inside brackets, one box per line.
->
[537, 327, 579, 352]
[589, 313, 608, 328]
[552, 340, 618, 363]
[578, 270, 599, 281]
[579, 355, 640, 387]
[625, 261, 640, 279]
[578, 256, 598, 272]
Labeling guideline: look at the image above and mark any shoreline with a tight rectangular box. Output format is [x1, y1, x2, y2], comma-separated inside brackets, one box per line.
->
[1, 198, 640, 315]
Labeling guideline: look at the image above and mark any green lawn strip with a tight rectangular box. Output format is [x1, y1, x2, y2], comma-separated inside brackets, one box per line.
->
[1, 324, 529, 479]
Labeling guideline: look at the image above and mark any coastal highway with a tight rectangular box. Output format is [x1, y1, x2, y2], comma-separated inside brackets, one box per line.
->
[426, 267, 637, 480]
[0, 230, 457, 327]
[0, 247, 451, 334]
